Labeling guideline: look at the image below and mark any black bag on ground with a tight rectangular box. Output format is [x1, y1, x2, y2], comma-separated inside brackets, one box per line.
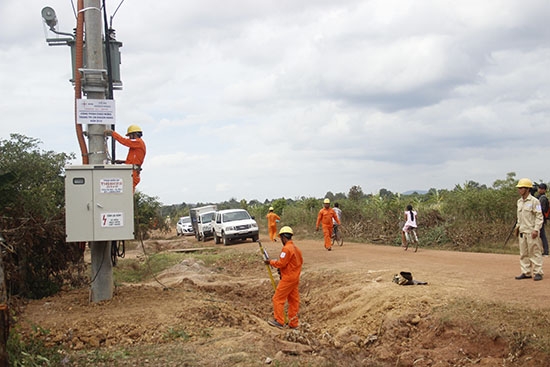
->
[392, 271, 427, 286]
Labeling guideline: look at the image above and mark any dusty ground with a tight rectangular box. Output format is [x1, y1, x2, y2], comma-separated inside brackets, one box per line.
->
[16, 231, 550, 366]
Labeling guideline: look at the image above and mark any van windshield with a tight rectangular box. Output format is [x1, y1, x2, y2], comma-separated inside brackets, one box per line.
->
[223, 211, 250, 222]
[201, 212, 215, 223]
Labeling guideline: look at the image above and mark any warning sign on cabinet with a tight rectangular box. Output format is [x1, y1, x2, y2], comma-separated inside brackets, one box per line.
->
[100, 178, 124, 193]
[101, 213, 124, 227]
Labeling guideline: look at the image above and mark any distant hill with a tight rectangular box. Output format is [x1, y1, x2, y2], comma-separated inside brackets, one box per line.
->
[401, 189, 428, 195]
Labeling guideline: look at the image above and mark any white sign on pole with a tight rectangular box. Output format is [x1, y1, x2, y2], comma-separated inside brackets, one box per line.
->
[77, 99, 116, 125]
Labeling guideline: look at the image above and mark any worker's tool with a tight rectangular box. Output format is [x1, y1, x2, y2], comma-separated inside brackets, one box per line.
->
[503, 220, 517, 248]
[258, 240, 276, 291]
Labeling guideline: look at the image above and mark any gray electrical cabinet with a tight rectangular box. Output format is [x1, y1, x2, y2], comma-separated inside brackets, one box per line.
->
[65, 165, 134, 242]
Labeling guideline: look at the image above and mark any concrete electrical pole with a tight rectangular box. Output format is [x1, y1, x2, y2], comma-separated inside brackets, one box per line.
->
[84, 0, 113, 302]
[43, 0, 127, 303]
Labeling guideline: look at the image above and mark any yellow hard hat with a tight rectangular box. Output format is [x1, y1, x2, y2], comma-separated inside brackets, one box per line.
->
[323, 198, 330, 204]
[279, 226, 294, 235]
[516, 178, 533, 188]
[269, 206, 274, 211]
[126, 124, 142, 136]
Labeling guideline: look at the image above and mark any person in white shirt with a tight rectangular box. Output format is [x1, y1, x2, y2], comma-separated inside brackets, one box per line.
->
[401, 204, 418, 250]
[332, 203, 342, 225]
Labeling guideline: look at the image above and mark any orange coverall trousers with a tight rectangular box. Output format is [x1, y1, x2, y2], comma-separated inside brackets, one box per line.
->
[272, 278, 300, 328]
[266, 212, 280, 241]
[268, 225, 278, 242]
[322, 225, 333, 249]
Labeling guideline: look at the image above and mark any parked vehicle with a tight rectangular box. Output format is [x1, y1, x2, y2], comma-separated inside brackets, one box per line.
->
[212, 209, 259, 245]
[176, 216, 194, 236]
[190, 205, 217, 242]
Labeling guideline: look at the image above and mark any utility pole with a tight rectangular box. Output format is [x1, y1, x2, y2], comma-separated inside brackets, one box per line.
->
[84, 0, 113, 302]
[43, 0, 127, 303]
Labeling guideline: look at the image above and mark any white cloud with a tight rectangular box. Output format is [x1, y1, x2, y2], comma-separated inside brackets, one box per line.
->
[1, 0, 549, 204]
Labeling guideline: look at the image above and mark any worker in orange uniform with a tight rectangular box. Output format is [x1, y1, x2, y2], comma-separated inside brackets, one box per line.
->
[266, 206, 281, 242]
[265, 226, 303, 329]
[316, 198, 340, 251]
[105, 124, 146, 191]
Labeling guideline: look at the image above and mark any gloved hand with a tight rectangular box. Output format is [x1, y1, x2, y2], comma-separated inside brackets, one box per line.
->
[264, 260, 270, 265]
[104, 129, 113, 136]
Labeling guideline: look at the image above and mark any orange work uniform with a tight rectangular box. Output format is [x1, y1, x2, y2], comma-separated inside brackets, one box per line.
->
[316, 207, 340, 249]
[266, 212, 281, 241]
[268, 239, 303, 328]
[112, 131, 146, 191]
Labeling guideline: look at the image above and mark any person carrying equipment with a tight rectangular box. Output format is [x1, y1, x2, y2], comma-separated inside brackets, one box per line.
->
[514, 178, 544, 281]
[316, 198, 340, 251]
[105, 124, 146, 191]
[266, 207, 281, 242]
[264, 226, 303, 329]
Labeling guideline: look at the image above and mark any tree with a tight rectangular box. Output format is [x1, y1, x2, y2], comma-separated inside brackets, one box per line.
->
[348, 185, 364, 202]
[271, 198, 287, 215]
[134, 192, 169, 239]
[492, 172, 517, 190]
[333, 192, 347, 201]
[0, 134, 83, 299]
[379, 188, 395, 199]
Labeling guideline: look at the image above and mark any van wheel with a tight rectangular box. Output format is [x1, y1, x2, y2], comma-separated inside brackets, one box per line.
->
[222, 233, 229, 246]
[214, 232, 221, 244]
[252, 235, 258, 242]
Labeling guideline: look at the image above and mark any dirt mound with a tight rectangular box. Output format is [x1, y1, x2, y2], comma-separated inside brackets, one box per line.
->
[15, 238, 550, 366]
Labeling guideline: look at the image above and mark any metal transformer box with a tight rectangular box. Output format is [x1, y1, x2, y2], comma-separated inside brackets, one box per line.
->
[65, 165, 134, 242]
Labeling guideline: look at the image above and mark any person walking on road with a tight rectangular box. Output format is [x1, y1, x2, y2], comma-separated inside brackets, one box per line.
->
[105, 124, 146, 191]
[316, 198, 340, 251]
[537, 183, 549, 256]
[265, 226, 303, 329]
[266, 207, 281, 242]
[515, 178, 544, 281]
[401, 204, 418, 250]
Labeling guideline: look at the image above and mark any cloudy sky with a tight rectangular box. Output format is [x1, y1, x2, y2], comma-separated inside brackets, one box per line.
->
[1, 0, 549, 205]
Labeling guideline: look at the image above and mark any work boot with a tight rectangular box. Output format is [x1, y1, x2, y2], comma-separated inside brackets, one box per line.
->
[267, 319, 284, 329]
[515, 273, 532, 280]
[534, 274, 543, 281]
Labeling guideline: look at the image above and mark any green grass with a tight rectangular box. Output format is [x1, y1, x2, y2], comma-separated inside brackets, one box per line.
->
[113, 252, 187, 283]
[8, 325, 64, 367]
[113, 249, 260, 284]
[164, 327, 191, 341]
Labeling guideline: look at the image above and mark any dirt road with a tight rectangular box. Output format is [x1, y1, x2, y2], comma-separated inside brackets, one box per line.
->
[17, 235, 550, 366]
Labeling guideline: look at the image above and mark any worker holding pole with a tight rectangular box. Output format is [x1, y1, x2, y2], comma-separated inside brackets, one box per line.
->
[105, 124, 146, 191]
[264, 226, 303, 329]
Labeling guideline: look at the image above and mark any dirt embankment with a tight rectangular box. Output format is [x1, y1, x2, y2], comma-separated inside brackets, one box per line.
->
[16, 235, 550, 366]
